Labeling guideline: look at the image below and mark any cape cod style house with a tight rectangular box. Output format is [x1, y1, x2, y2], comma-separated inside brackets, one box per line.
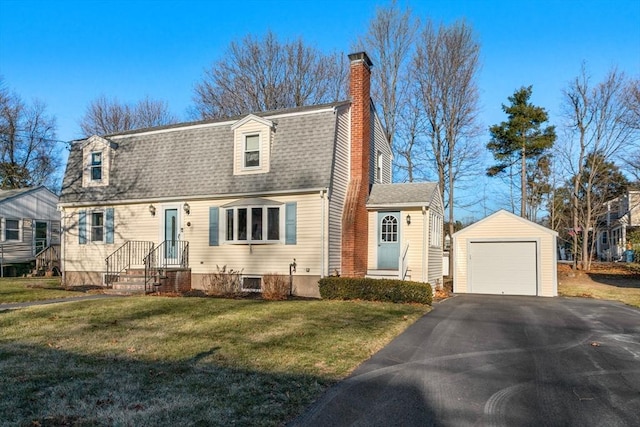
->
[0, 186, 61, 276]
[59, 52, 443, 297]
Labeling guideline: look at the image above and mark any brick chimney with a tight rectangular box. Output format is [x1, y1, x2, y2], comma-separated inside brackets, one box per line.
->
[341, 52, 373, 277]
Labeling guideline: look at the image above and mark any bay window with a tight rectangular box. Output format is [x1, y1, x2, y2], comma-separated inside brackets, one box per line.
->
[225, 205, 282, 243]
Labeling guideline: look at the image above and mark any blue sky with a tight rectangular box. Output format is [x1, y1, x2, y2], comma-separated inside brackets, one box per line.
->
[1, 0, 639, 218]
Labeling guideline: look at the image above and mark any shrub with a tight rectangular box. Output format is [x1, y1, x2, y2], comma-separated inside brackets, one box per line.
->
[202, 265, 243, 297]
[262, 273, 290, 300]
[318, 277, 432, 305]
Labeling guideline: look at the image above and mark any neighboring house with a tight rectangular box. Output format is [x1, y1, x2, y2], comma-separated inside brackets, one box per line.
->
[0, 186, 61, 276]
[58, 52, 443, 297]
[596, 189, 640, 261]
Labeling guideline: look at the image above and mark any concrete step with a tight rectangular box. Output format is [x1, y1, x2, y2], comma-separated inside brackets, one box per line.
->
[366, 269, 400, 278]
[104, 289, 146, 296]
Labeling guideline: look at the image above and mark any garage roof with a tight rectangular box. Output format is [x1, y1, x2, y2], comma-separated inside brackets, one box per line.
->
[453, 209, 558, 237]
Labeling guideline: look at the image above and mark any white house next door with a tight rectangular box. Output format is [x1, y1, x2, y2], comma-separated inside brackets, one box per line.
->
[377, 212, 400, 269]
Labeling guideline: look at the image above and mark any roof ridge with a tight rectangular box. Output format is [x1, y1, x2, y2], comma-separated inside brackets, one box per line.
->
[78, 100, 350, 141]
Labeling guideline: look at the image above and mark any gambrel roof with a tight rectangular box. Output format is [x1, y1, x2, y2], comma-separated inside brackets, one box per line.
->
[60, 102, 349, 204]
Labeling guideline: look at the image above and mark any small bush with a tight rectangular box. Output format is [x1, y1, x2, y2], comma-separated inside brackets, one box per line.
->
[202, 265, 243, 297]
[262, 273, 290, 300]
[318, 277, 432, 305]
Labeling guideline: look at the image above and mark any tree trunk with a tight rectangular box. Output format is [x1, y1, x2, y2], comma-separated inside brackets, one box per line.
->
[521, 138, 527, 218]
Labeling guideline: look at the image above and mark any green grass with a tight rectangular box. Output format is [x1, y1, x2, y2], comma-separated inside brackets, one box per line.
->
[559, 280, 640, 308]
[0, 296, 430, 426]
[0, 277, 83, 303]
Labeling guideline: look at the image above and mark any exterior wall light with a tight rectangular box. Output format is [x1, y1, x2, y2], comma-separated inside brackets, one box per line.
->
[183, 202, 190, 215]
[406, 214, 411, 225]
[149, 204, 156, 216]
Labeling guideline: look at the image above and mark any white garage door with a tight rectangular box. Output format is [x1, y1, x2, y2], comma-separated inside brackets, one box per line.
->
[469, 241, 538, 296]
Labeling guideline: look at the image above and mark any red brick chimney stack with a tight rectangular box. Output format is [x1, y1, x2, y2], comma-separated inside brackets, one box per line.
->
[341, 52, 373, 277]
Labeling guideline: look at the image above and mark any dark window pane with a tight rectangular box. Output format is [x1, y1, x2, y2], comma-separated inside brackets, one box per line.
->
[5, 219, 19, 240]
[267, 208, 279, 240]
[245, 151, 260, 167]
[226, 209, 234, 241]
[91, 212, 104, 242]
[92, 166, 102, 180]
[252, 207, 263, 240]
[242, 277, 261, 291]
[238, 209, 247, 240]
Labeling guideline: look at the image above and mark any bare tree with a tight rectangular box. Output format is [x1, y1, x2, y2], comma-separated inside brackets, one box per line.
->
[621, 78, 640, 182]
[80, 95, 177, 136]
[193, 31, 347, 119]
[0, 78, 60, 189]
[561, 65, 639, 269]
[357, 0, 419, 165]
[414, 19, 483, 270]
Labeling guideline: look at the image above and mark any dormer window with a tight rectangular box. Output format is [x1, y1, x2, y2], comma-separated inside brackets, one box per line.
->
[231, 114, 273, 175]
[81, 135, 114, 187]
[91, 152, 103, 181]
[244, 135, 260, 168]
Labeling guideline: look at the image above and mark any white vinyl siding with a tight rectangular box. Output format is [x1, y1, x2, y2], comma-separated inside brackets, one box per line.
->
[453, 210, 557, 297]
[63, 204, 156, 272]
[328, 106, 350, 274]
[62, 194, 324, 284]
[370, 112, 392, 185]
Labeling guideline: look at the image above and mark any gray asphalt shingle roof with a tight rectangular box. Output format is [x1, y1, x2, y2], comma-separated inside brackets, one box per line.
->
[0, 188, 35, 203]
[367, 182, 439, 207]
[60, 103, 346, 204]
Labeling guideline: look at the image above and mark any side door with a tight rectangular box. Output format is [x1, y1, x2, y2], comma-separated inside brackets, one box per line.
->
[377, 212, 400, 269]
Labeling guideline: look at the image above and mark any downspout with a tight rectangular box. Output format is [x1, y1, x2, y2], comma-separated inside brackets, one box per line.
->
[422, 205, 427, 283]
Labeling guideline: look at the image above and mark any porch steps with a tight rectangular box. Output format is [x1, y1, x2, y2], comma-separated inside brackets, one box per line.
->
[366, 269, 411, 280]
[105, 268, 161, 295]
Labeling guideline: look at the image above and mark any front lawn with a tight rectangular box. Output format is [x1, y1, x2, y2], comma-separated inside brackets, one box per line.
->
[558, 263, 640, 308]
[0, 296, 429, 426]
[0, 277, 81, 303]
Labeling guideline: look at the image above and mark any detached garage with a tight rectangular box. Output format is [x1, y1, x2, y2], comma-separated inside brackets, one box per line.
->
[453, 210, 558, 297]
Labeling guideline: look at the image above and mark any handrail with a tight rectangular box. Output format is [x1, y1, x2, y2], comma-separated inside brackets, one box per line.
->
[399, 240, 410, 280]
[105, 241, 154, 286]
[144, 240, 189, 292]
[35, 244, 60, 273]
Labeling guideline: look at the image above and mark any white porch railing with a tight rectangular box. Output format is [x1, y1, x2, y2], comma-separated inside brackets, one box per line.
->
[399, 241, 410, 280]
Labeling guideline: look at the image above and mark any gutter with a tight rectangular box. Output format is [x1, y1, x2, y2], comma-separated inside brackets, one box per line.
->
[58, 187, 329, 208]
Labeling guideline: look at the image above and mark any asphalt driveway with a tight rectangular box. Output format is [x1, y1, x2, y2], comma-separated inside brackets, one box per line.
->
[292, 295, 640, 426]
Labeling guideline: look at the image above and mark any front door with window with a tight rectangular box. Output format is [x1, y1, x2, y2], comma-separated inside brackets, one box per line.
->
[377, 212, 400, 269]
[34, 221, 48, 254]
[163, 208, 179, 264]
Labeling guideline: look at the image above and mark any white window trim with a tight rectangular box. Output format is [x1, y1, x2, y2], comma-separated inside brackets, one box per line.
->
[224, 205, 284, 244]
[243, 134, 261, 170]
[241, 275, 263, 293]
[90, 151, 103, 182]
[90, 210, 105, 243]
[1, 218, 22, 242]
[430, 212, 442, 248]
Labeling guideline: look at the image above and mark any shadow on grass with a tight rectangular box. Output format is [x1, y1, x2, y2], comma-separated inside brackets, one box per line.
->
[0, 342, 332, 426]
[585, 272, 640, 289]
